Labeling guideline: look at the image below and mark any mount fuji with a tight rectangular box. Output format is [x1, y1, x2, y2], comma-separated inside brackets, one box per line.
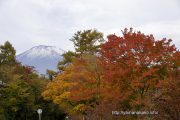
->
[16, 45, 65, 75]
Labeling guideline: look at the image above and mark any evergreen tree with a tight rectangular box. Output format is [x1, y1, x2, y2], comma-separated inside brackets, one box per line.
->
[46, 69, 57, 81]
[70, 29, 104, 55]
[58, 29, 104, 72]
[0, 41, 16, 65]
[57, 51, 76, 72]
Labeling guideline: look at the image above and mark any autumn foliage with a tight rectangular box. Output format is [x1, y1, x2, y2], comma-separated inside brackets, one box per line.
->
[42, 28, 180, 120]
[43, 55, 103, 118]
[101, 28, 177, 101]
[99, 28, 179, 119]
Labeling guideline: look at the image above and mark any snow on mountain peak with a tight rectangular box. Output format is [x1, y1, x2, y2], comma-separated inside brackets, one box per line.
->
[18, 45, 65, 59]
[16, 45, 65, 74]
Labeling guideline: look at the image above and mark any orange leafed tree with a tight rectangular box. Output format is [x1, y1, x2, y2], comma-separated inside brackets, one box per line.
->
[42, 54, 103, 119]
[42, 28, 179, 120]
[100, 28, 179, 111]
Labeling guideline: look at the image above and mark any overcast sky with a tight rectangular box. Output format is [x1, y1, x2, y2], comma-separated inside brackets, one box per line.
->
[0, 0, 180, 54]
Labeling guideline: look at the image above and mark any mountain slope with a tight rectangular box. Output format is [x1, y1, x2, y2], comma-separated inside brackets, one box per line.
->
[16, 45, 65, 75]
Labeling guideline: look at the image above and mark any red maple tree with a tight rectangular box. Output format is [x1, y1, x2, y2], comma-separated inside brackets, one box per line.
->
[100, 28, 178, 111]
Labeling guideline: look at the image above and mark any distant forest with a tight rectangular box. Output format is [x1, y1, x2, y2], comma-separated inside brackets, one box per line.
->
[0, 28, 179, 120]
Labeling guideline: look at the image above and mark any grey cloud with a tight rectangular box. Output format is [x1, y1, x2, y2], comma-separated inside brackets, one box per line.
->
[0, 0, 179, 54]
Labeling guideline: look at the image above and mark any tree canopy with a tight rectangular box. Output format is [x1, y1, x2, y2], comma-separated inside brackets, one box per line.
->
[43, 28, 180, 120]
[1, 28, 179, 120]
[70, 29, 104, 55]
[0, 41, 16, 65]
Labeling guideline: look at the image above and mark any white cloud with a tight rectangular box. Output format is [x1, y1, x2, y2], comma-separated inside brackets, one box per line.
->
[0, 0, 179, 54]
[136, 20, 180, 49]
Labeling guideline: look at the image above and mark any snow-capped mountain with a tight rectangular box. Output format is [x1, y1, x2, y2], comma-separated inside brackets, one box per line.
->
[16, 45, 65, 75]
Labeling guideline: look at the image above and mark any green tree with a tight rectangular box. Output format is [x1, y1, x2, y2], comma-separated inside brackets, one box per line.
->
[58, 29, 104, 72]
[0, 65, 14, 84]
[0, 41, 16, 65]
[57, 51, 76, 72]
[0, 79, 36, 120]
[46, 69, 57, 81]
[70, 29, 104, 55]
